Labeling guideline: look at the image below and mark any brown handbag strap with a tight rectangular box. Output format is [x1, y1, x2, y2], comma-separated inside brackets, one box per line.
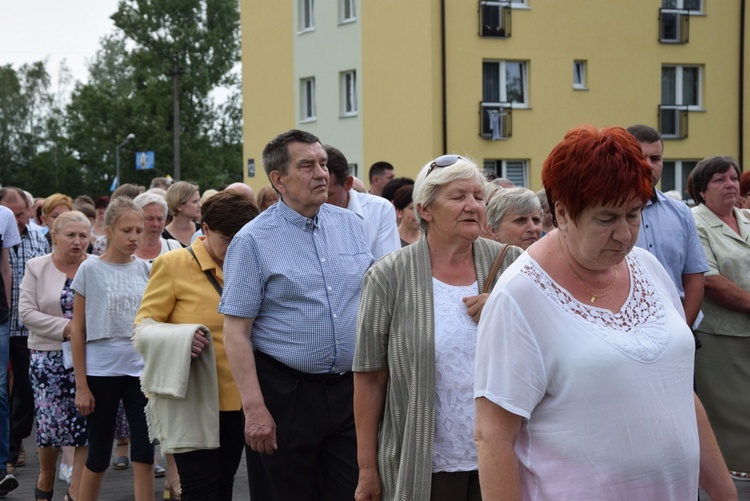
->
[482, 244, 510, 295]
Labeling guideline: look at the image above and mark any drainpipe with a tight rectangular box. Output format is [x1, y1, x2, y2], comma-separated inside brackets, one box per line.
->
[440, 0, 448, 154]
[740, 0, 746, 167]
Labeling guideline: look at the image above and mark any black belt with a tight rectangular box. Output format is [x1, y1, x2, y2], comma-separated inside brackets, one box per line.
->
[254, 350, 351, 383]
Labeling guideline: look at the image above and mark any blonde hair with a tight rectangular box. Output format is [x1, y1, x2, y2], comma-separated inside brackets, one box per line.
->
[165, 181, 199, 216]
[51, 211, 91, 241]
[42, 194, 73, 217]
[104, 197, 144, 250]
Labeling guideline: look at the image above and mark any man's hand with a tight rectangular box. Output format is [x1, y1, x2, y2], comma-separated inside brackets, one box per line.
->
[245, 404, 278, 455]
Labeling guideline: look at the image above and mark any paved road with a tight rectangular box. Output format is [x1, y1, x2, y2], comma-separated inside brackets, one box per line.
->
[6, 432, 750, 499]
[8, 435, 250, 500]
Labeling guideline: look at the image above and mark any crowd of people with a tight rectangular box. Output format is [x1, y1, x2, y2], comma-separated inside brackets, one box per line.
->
[0, 123, 746, 500]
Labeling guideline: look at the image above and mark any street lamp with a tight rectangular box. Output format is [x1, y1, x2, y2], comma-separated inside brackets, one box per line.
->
[114, 133, 136, 191]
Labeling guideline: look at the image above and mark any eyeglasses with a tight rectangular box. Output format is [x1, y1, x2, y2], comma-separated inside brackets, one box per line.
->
[426, 155, 463, 177]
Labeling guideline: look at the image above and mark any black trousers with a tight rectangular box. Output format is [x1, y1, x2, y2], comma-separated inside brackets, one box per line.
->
[173, 411, 245, 501]
[246, 352, 358, 501]
[9, 336, 33, 464]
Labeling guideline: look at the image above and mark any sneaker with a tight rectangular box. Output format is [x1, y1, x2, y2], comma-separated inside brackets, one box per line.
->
[59, 464, 72, 484]
[0, 473, 19, 496]
[154, 464, 166, 478]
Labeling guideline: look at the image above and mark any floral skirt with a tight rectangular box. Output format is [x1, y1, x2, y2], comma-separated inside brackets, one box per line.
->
[30, 350, 88, 448]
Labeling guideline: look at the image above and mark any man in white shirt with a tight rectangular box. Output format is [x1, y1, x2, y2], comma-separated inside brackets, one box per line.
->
[368, 161, 395, 197]
[326, 146, 400, 260]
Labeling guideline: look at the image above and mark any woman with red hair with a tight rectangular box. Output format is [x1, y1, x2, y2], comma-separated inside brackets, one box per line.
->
[474, 126, 736, 500]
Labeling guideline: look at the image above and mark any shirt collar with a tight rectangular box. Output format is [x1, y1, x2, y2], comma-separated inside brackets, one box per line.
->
[345, 189, 365, 220]
[277, 199, 321, 230]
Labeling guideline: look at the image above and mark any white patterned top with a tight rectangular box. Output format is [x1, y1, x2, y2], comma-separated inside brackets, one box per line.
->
[432, 277, 479, 473]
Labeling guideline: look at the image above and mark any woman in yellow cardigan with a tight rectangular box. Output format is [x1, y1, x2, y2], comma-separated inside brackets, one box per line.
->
[135, 191, 259, 500]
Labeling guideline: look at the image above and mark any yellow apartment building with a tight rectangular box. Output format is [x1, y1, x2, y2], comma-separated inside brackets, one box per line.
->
[241, 0, 750, 197]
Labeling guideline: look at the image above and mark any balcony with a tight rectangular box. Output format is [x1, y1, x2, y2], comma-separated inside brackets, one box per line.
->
[659, 105, 689, 139]
[480, 2, 512, 38]
[659, 9, 690, 43]
[480, 102, 512, 140]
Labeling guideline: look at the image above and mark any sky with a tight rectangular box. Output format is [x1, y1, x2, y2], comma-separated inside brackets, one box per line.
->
[0, 0, 121, 87]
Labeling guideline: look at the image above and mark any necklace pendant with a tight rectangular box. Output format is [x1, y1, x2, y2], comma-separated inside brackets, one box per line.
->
[590, 295, 596, 303]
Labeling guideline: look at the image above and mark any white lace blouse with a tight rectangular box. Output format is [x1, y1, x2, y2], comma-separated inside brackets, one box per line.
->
[475, 248, 700, 500]
[432, 277, 479, 473]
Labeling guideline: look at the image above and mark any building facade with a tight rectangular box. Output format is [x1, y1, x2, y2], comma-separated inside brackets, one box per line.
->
[241, 0, 750, 195]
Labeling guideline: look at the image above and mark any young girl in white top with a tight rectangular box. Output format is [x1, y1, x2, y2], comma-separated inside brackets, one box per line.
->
[70, 197, 154, 501]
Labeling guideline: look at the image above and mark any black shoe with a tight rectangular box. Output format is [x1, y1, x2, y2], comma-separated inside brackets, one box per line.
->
[0, 473, 19, 496]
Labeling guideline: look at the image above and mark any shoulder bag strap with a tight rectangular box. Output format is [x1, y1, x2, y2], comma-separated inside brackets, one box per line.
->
[186, 246, 223, 297]
[481, 244, 510, 295]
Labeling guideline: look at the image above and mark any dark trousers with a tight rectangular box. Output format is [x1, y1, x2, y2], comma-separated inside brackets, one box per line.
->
[173, 411, 244, 501]
[8, 336, 33, 464]
[84, 376, 154, 472]
[430, 471, 482, 501]
[246, 352, 358, 501]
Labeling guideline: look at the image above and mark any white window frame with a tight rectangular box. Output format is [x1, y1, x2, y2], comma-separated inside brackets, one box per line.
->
[300, 77, 316, 122]
[573, 60, 587, 90]
[662, 0, 703, 13]
[299, 0, 315, 33]
[484, 159, 529, 187]
[349, 164, 359, 178]
[340, 0, 356, 23]
[483, 60, 529, 108]
[662, 65, 702, 110]
[340, 70, 357, 117]
[661, 160, 698, 200]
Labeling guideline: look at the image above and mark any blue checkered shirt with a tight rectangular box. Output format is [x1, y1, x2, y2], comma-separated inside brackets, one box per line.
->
[219, 200, 372, 374]
[10, 226, 50, 337]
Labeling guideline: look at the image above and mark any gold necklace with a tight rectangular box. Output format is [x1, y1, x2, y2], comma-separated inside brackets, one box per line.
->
[559, 235, 618, 303]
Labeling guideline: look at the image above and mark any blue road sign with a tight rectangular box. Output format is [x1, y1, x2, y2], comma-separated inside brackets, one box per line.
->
[136, 151, 155, 170]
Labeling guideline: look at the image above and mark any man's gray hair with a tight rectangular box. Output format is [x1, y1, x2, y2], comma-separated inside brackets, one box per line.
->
[413, 156, 484, 232]
[261, 129, 321, 177]
[487, 187, 542, 231]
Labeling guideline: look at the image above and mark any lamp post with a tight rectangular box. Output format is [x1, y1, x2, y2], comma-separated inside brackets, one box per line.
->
[114, 133, 136, 191]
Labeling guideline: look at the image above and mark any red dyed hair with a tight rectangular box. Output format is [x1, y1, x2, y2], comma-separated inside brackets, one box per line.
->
[542, 125, 653, 223]
[740, 170, 750, 197]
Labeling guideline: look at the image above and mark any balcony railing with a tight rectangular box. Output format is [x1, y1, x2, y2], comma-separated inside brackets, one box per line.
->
[659, 105, 689, 139]
[659, 9, 690, 43]
[480, 2, 512, 38]
[480, 102, 512, 140]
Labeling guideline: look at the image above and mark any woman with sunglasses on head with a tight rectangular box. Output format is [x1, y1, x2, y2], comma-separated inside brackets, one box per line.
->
[353, 155, 522, 501]
[474, 126, 735, 500]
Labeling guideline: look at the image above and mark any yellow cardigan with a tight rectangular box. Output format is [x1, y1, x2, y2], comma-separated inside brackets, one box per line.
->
[135, 237, 241, 411]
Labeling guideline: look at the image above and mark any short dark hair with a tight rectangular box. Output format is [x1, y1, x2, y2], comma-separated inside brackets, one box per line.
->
[392, 185, 414, 211]
[94, 196, 110, 210]
[262, 129, 321, 177]
[323, 145, 350, 186]
[74, 195, 95, 207]
[112, 183, 145, 200]
[381, 177, 414, 202]
[369, 161, 394, 183]
[687, 156, 741, 204]
[201, 191, 259, 238]
[0, 187, 28, 207]
[626, 124, 662, 144]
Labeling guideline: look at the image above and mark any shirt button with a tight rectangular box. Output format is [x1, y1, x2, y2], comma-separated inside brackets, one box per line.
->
[333, 314, 338, 319]
[327, 286, 332, 291]
[321, 258, 326, 263]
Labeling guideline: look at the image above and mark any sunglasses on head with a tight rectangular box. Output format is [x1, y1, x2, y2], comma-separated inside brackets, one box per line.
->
[426, 155, 463, 177]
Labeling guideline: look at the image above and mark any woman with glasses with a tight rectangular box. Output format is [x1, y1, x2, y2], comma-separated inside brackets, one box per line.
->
[353, 155, 522, 501]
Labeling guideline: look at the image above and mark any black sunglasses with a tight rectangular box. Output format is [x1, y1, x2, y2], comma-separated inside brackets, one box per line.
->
[426, 155, 463, 177]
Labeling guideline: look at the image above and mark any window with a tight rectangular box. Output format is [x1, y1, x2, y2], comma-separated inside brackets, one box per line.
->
[660, 65, 700, 139]
[479, 2, 512, 37]
[483, 159, 528, 187]
[661, 160, 698, 200]
[573, 60, 587, 90]
[483, 60, 528, 106]
[349, 164, 359, 178]
[340, 0, 356, 23]
[300, 77, 316, 121]
[662, 0, 702, 12]
[340, 70, 357, 117]
[299, 0, 314, 32]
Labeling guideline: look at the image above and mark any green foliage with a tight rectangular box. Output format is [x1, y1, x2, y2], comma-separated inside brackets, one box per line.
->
[0, 0, 242, 198]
